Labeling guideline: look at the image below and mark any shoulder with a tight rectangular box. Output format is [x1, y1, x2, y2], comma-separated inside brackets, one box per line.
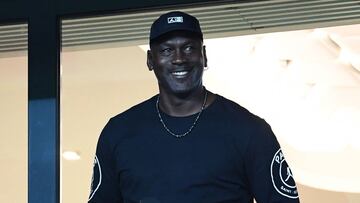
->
[99, 95, 157, 140]
[110, 95, 157, 124]
[214, 94, 275, 147]
[220, 96, 279, 149]
[215, 94, 266, 127]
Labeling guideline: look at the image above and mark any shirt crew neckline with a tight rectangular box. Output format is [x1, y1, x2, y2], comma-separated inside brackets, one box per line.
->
[155, 93, 219, 119]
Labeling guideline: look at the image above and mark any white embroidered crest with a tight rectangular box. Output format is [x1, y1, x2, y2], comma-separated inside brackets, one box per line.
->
[270, 149, 298, 198]
[88, 155, 102, 201]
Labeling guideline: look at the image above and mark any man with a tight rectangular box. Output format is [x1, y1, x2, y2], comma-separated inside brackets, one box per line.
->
[88, 11, 300, 203]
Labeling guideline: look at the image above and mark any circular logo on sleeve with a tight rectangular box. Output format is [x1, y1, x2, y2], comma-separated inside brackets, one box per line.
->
[270, 149, 298, 199]
[88, 155, 102, 201]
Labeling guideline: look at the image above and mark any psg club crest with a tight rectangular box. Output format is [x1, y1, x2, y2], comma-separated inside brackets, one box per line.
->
[270, 149, 298, 199]
[88, 155, 102, 201]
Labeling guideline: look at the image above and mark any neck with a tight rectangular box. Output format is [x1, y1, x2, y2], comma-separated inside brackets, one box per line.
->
[158, 86, 206, 117]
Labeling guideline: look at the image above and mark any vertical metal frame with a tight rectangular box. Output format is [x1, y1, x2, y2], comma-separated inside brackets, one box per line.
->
[28, 14, 60, 203]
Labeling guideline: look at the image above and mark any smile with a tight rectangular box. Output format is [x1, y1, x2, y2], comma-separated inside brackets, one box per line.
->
[171, 70, 189, 76]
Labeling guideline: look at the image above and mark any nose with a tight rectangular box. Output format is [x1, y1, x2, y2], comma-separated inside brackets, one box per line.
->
[172, 49, 186, 65]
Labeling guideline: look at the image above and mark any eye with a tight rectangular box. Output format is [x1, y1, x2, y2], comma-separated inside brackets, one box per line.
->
[160, 48, 173, 56]
[184, 45, 194, 52]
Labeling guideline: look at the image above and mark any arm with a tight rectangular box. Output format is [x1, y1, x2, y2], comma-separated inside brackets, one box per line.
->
[245, 119, 300, 203]
[88, 119, 123, 203]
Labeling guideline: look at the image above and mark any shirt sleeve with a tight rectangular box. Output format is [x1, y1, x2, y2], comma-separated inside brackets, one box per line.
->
[88, 119, 123, 203]
[244, 119, 300, 203]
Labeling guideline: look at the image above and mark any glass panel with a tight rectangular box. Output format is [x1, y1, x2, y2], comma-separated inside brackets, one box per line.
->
[0, 23, 28, 203]
[61, 11, 360, 202]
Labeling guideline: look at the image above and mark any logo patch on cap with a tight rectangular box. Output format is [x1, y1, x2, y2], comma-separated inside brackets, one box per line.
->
[270, 149, 298, 199]
[167, 16, 183, 24]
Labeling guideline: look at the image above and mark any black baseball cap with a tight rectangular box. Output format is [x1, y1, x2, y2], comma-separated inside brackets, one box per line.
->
[149, 11, 203, 44]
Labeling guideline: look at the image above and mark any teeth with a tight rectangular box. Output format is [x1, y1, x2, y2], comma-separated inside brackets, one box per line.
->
[172, 71, 188, 76]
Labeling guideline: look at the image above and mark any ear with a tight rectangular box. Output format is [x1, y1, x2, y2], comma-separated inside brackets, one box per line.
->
[203, 45, 208, 68]
[147, 50, 154, 71]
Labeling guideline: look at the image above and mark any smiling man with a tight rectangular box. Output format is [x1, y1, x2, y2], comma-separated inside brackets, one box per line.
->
[88, 11, 300, 203]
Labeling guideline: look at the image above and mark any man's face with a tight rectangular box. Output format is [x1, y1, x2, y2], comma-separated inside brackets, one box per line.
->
[147, 32, 207, 95]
